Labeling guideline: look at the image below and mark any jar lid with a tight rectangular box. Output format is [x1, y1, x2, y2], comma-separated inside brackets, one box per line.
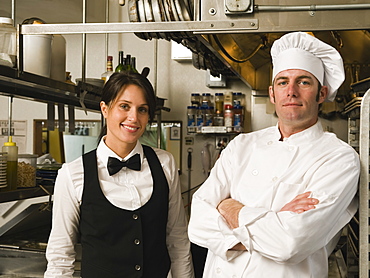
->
[215, 93, 224, 96]
[191, 93, 200, 96]
[0, 17, 13, 25]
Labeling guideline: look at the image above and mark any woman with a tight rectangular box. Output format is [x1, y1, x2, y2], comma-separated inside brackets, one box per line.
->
[45, 72, 194, 278]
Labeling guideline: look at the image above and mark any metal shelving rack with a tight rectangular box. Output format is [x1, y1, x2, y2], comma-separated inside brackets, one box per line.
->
[0, 65, 102, 112]
[344, 81, 370, 277]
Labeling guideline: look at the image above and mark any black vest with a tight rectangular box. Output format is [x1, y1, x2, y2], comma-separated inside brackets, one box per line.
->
[80, 145, 171, 278]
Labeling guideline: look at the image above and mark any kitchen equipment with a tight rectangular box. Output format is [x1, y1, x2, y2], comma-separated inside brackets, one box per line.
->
[0, 17, 16, 68]
[23, 34, 53, 77]
[76, 78, 105, 88]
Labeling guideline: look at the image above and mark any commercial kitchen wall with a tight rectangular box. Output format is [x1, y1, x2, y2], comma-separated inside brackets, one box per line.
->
[0, 0, 348, 212]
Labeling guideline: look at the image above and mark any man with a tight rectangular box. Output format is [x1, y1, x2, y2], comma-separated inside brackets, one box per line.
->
[188, 32, 360, 277]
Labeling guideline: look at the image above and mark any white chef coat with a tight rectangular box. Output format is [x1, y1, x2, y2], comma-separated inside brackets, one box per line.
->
[45, 139, 194, 278]
[188, 120, 359, 278]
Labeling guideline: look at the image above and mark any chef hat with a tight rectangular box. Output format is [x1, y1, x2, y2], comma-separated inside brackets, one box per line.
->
[271, 32, 345, 102]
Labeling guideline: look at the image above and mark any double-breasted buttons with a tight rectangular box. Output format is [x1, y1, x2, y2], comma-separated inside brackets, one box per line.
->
[135, 265, 141, 271]
[134, 239, 140, 245]
[132, 214, 139, 220]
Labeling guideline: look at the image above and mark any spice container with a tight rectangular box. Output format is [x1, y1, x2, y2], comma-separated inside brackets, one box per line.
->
[233, 92, 243, 107]
[234, 106, 244, 132]
[191, 93, 201, 107]
[202, 93, 212, 107]
[18, 154, 38, 188]
[187, 106, 197, 133]
[0, 17, 16, 67]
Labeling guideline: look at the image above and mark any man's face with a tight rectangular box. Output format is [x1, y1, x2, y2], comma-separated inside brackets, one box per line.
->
[269, 69, 328, 132]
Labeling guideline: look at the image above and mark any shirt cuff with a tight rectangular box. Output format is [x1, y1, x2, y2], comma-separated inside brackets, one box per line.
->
[233, 206, 269, 252]
[238, 206, 269, 227]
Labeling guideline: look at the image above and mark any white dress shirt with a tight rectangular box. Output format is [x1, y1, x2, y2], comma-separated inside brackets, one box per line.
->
[188, 120, 359, 278]
[45, 139, 194, 278]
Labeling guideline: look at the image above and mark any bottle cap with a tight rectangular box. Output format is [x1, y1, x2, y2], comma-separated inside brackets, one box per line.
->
[4, 136, 16, 146]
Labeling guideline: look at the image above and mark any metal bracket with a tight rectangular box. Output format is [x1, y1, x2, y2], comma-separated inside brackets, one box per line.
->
[225, 0, 254, 14]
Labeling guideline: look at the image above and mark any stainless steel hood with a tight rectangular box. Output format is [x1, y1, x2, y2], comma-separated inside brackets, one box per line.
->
[129, 0, 370, 99]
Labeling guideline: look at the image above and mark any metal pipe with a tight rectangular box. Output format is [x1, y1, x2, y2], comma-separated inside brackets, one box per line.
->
[82, 0, 87, 82]
[255, 3, 370, 12]
[154, 39, 162, 148]
[105, 0, 109, 61]
[11, 0, 15, 25]
[8, 97, 13, 138]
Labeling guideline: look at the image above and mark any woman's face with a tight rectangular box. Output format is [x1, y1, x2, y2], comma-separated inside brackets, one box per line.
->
[101, 84, 149, 155]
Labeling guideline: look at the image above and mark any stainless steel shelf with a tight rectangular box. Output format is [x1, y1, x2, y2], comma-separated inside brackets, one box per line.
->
[0, 65, 102, 112]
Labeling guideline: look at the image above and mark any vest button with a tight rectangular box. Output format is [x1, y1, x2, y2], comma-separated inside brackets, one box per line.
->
[133, 214, 139, 220]
[135, 265, 141, 271]
[134, 239, 140, 245]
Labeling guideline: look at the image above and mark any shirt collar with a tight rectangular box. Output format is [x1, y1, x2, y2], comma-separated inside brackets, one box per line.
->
[278, 120, 324, 145]
[97, 137, 144, 165]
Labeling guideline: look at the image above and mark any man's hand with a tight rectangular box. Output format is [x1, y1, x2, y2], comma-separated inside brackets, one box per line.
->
[217, 198, 244, 229]
[279, 192, 319, 214]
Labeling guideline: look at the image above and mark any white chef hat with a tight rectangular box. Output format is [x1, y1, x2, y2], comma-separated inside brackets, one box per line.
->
[271, 32, 345, 102]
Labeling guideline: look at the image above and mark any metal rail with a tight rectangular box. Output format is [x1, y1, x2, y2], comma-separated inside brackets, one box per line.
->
[359, 88, 370, 277]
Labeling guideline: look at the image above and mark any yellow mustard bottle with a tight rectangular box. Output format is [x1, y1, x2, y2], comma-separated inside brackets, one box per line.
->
[2, 136, 18, 191]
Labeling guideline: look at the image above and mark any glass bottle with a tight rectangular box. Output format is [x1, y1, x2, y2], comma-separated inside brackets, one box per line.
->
[224, 104, 234, 132]
[234, 106, 244, 132]
[131, 56, 138, 73]
[2, 136, 18, 191]
[101, 55, 113, 83]
[202, 93, 212, 107]
[232, 92, 243, 107]
[214, 93, 224, 126]
[187, 106, 196, 133]
[115, 51, 125, 72]
[125, 54, 138, 73]
[196, 106, 205, 133]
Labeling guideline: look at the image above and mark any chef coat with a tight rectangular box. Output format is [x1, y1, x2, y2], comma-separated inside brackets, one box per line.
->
[188, 120, 359, 278]
[45, 139, 194, 278]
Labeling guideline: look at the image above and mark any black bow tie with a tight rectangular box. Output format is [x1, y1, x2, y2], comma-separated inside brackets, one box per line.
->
[107, 153, 141, 175]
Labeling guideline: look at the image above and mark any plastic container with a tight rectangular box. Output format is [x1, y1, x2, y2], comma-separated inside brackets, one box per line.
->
[23, 34, 53, 77]
[0, 17, 16, 67]
[18, 154, 38, 188]
[2, 136, 18, 191]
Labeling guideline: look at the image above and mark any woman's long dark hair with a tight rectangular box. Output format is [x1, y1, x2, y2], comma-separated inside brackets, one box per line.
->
[98, 71, 156, 141]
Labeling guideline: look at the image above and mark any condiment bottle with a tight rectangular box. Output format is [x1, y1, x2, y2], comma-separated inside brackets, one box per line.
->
[214, 93, 224, 126]
[224, 104, 234, 132]
[2, 136, 18, 191]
